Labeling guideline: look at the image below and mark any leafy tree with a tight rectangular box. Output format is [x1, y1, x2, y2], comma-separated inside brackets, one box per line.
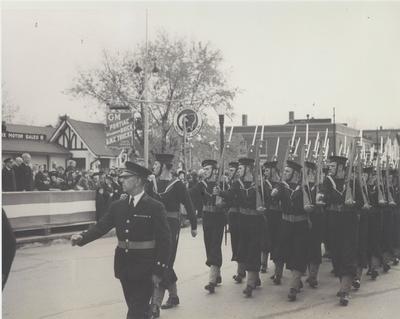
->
[68, 31, 239, 157]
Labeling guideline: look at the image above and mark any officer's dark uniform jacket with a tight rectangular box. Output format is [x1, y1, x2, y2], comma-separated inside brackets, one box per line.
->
[78, 193, 171, 280]
[2, 209, 16, 289]
[273, 181, 309, 273]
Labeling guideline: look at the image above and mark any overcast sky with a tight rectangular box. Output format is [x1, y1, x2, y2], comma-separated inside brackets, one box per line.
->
[2, 1, 400, 129]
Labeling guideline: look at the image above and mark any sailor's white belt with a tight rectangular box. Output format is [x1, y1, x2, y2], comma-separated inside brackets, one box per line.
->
[204, 205, 218, 213]
[166, 211, 180, 219]
[228, 207, 240, 213]
[282, 214, 308, 222]
[118, 240, 156, 250]
[239, 208, 263, 216]
[328, 204, 344, 212]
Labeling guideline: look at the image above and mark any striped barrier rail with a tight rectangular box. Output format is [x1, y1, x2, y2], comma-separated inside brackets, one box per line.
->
[2, 190, 96, 235]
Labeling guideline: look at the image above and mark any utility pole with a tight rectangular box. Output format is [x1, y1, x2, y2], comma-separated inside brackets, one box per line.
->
[143, 8, 149, 168]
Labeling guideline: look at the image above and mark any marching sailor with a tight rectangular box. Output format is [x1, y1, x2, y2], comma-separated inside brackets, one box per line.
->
[147, 153, 198, 318]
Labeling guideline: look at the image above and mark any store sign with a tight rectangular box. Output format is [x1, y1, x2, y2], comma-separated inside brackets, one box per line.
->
[105, 110, 134, 148]
[2, 131, 46, 141]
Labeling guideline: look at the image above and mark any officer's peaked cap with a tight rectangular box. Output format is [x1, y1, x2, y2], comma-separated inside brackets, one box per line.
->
[120, 161, 152, 178]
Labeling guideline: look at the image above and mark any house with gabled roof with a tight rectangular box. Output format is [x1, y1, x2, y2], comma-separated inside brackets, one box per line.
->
[2, 122, 71, 170]
[49, 115, 124, 170]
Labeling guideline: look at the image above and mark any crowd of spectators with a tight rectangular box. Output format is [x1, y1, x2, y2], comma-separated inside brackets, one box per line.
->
[2, 154, 208, 222]
[2, 156, 123, 192]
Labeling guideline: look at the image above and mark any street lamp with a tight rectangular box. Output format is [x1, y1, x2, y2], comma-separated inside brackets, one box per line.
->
[134, 60, 159, 168]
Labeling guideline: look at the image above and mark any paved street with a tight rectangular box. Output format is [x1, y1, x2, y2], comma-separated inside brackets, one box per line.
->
[3, 226, 400, 319]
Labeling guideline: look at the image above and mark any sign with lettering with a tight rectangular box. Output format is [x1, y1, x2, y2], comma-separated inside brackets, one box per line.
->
[105, 110, 134, 148]
[2, 131, 46, 141]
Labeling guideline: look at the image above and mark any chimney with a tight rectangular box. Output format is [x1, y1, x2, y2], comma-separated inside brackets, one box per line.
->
[380, 126, 383, 130]
[242, 114, 248, 126]
[289, 111, 295, 123]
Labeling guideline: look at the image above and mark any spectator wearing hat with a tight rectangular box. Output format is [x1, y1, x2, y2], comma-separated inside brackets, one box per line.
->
[71, 161, 171, 319]
[2, 158, 16, 192]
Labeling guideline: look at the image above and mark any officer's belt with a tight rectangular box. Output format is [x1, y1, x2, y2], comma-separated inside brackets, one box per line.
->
[239, 208, 263, 216]
[118, 240, 156, 250]
[228, 207, 240, 213]
[327, 204, 344, 212]
[282, 214, 307, 222]
[166, 211, 180, 219]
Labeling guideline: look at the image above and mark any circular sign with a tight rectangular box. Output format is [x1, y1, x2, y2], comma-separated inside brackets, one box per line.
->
[173, 108, 203, 138]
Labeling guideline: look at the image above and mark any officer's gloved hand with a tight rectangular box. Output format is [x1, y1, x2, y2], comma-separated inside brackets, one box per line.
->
[152, 274, 162, 287]
[191, 229, 198, 238]
[71, 234, 83, 246]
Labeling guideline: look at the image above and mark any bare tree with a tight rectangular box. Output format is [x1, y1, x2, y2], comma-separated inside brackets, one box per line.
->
[2, 84, 20, 123]
[67, 31, 239, 156]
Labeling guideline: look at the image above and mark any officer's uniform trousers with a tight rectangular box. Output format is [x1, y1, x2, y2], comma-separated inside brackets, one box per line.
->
[120, 277, 153, 319]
